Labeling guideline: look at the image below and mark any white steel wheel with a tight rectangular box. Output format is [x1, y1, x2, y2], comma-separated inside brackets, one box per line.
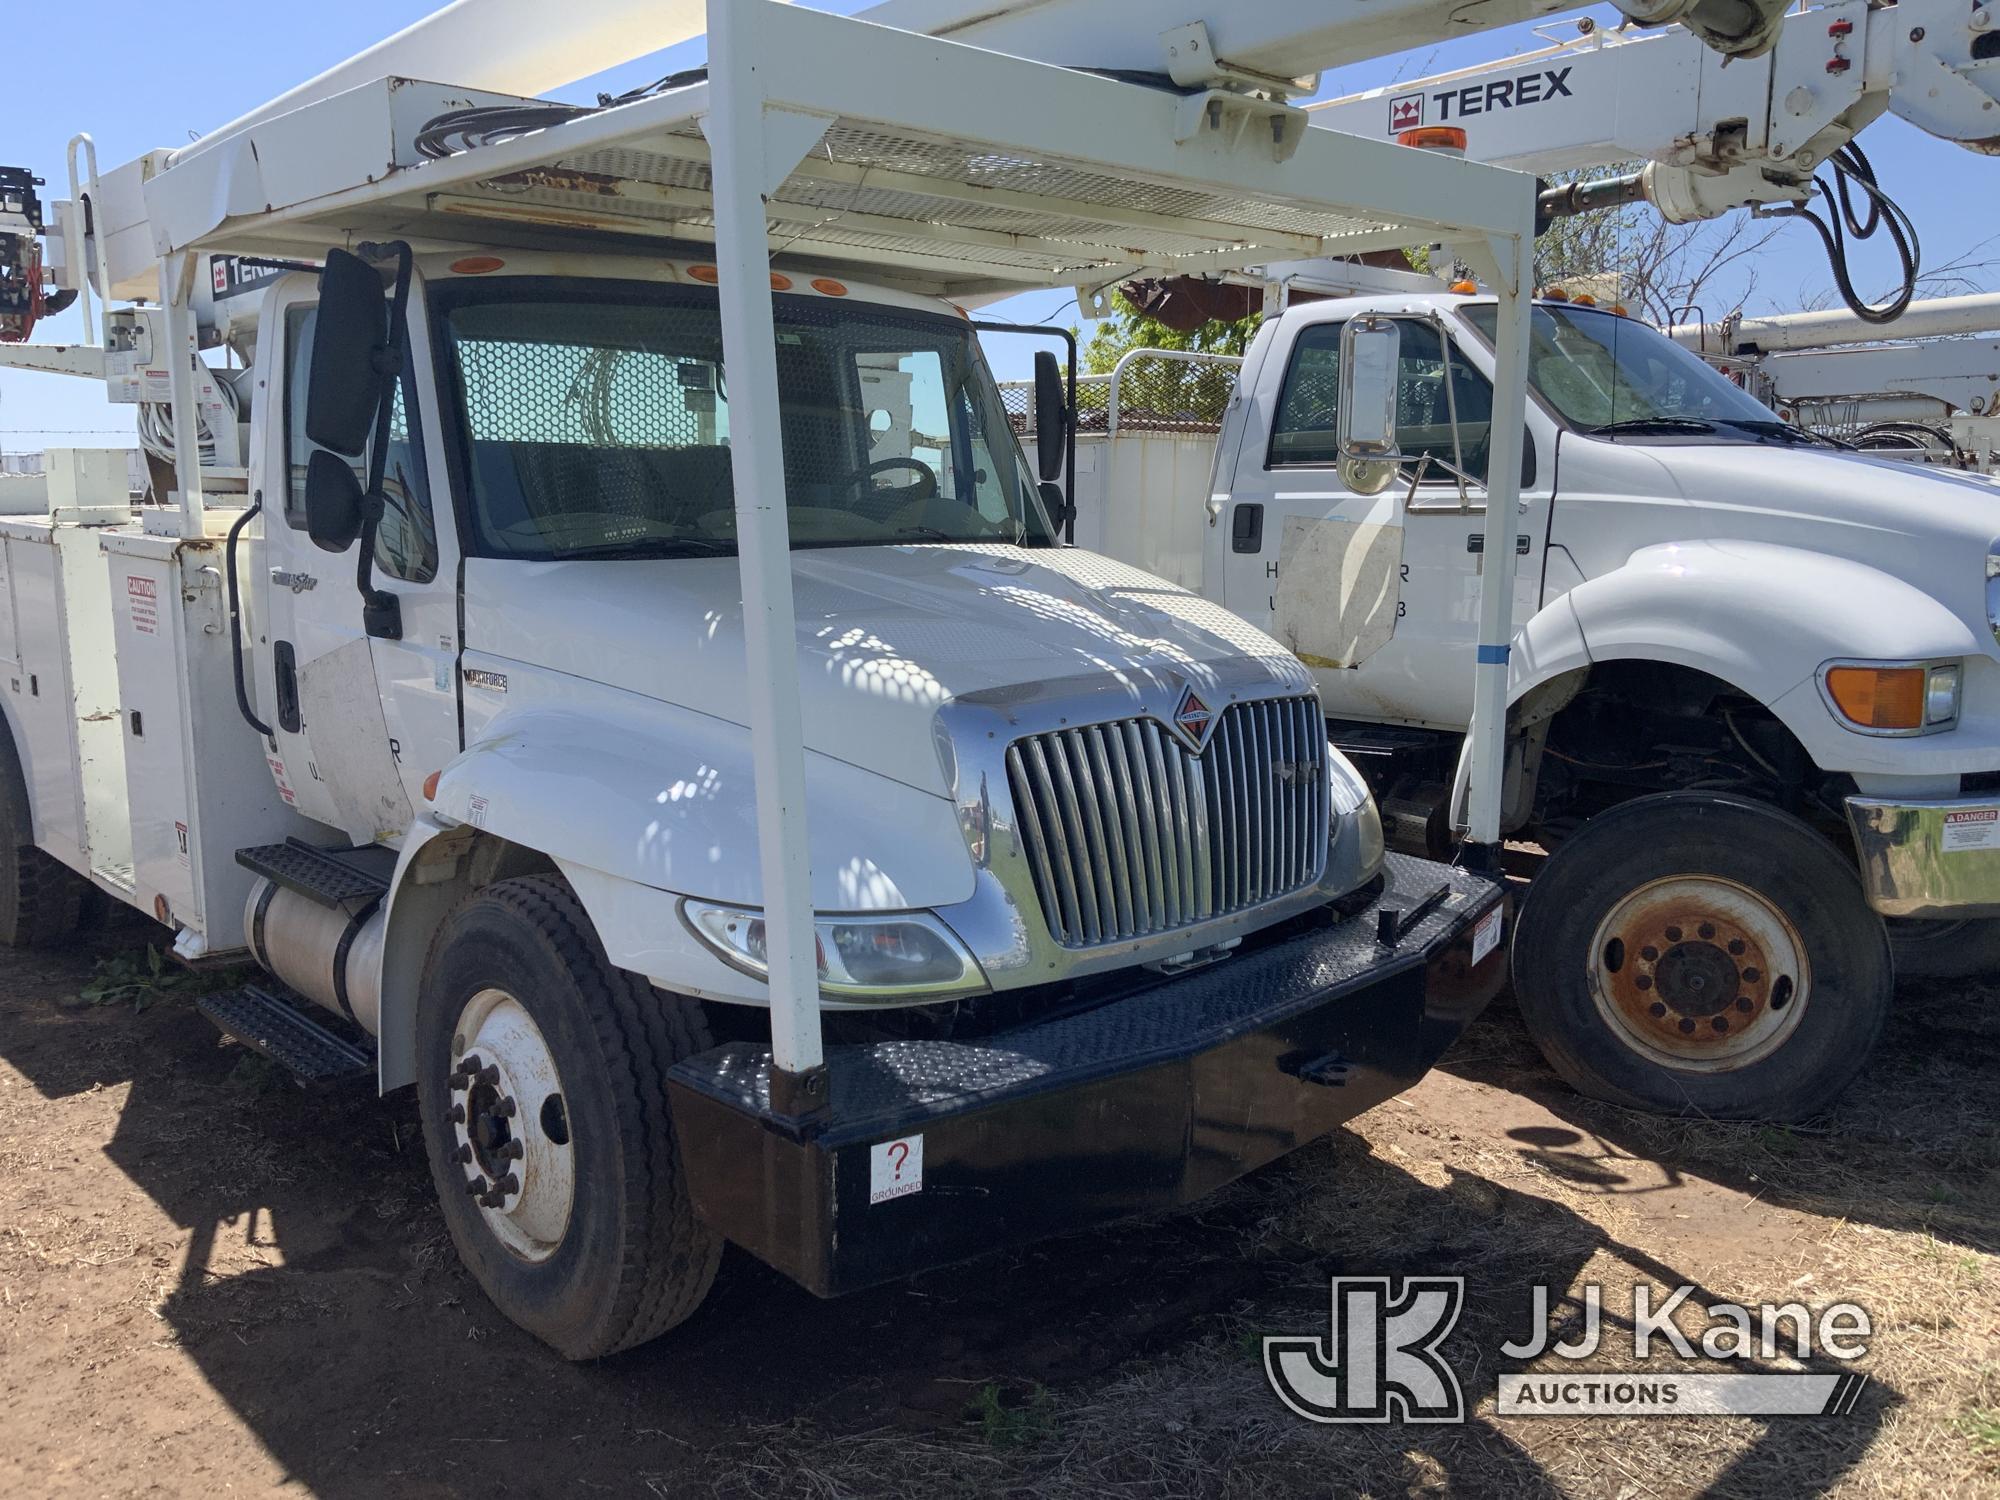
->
[416, 874, 721, 1358]
[1585, 874, 1812, 1073]
[447, 988, 575, 1263]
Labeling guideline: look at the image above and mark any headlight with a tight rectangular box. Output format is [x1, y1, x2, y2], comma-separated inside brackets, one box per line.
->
[1326, 745, 1385, 878]
[1820, 660, 1961, 735]
[681, 901, 987, 999]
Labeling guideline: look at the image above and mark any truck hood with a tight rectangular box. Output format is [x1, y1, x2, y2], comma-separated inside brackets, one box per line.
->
[462, 544, 1310, 797]
[1566, 439, 2000, 629]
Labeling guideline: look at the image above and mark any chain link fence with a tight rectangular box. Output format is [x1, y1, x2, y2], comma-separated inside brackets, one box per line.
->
[1001, 349, 1241, 437]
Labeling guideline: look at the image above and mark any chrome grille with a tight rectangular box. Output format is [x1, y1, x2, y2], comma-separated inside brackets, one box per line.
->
[1005, 696, 1328, 948]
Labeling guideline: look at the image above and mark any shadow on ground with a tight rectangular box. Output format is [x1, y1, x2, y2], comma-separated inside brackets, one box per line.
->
[1, 911, 1943, 1498]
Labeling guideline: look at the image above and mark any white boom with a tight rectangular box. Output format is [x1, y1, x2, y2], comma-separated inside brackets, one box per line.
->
[1667, 292, 2000, 354]
[182, 0, 1837, 170]
[1664, 293, 2000, 471]
[1309, 3, 2000, 317]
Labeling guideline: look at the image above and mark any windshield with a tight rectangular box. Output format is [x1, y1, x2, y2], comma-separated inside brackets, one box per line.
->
[1464, 303, 1781, 434]
[433, 278, 1056, 559]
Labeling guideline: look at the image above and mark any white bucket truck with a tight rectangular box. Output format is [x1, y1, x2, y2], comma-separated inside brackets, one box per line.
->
[1062, 266, 2000, 1121]
[0, 0, 1548, 1356]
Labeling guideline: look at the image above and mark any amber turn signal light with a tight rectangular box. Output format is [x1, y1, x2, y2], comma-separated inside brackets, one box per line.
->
[1824, 666, 1926, 730]
[422, 770, 441, 801]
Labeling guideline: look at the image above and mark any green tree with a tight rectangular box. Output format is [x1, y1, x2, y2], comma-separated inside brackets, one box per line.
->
[1081, 289, 1261, 374]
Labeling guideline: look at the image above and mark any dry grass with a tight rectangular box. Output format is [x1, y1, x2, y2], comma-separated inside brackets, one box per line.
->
[0, 921, 1994, 1499]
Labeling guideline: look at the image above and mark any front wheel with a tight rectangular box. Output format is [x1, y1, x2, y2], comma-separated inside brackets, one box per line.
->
[416, 874, 721, 1358]
[1512, 793, 1891, 1121]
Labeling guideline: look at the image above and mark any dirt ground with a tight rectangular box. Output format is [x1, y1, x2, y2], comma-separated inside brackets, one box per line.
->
[0, 907, 1995, 1500]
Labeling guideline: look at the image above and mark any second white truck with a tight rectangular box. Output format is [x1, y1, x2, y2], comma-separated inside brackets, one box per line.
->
[1069, 285, 2000, 1120]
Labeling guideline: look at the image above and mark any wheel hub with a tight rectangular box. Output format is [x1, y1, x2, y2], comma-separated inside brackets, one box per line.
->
[1588, 876, 1811, 1072]
[1652, 940, 1741, 1018]
[447, 989, 574, 1263]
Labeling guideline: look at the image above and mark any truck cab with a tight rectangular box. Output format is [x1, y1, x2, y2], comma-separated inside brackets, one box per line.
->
[1200, 288, 2000, 1117]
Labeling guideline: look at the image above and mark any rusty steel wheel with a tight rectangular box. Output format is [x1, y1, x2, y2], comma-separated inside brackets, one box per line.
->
[1513, 792, 1890, 1121]
[1587, 875, 1810, 1072]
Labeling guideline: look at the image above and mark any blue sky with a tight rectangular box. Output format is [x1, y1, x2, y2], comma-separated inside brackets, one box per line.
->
[3, 0, 1991, 452]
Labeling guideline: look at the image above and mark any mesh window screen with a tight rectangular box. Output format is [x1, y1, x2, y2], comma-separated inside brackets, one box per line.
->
[439, 282, 1055, 560]
[283, 303, 439, 583]
[1268, 323, 1343, 466]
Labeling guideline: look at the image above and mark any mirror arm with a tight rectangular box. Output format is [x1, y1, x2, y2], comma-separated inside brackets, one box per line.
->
[352, 241, 413, 641]
[1431, 314, 1471, 512]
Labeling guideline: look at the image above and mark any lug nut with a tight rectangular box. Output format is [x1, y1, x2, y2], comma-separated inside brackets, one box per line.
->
[495, 1097, 517, 1119]
[466, 1175, 488, 1196]
[450, 1103, 466, 1125]
[475, 1065, 500, 1087]
[495, 1173, 520, 1196]
[500, 1139, 525, 1161]
[455, 1143, 473, 1164]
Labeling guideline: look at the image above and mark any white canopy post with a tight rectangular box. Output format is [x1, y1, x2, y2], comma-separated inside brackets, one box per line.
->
[701, 0, 827, 1107]
[157, 254, 208, 539]
[1458, 227, 1537, 859]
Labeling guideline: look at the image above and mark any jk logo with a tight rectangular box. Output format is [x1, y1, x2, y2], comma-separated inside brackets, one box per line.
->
[1265, 1277, 1466, 1423]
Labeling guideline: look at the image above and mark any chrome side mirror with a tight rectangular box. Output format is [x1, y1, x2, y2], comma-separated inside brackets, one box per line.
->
[1337, 315, 1402, 496]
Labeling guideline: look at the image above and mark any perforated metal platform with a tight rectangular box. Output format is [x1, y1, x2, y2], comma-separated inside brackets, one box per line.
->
[199, 986, 376, 1085]
[142, 3, 1534, 303]
[236, 839, 394, 911]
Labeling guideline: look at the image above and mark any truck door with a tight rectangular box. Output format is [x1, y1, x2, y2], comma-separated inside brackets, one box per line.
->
[253, 273, 460, 843]
[1218, 311, 1554, 730]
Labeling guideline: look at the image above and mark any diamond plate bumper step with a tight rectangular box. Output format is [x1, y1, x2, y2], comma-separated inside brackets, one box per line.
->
[198, 985, 375, 1085]
[236, 838, 394, 912]
[666, 852, 1508, 1298]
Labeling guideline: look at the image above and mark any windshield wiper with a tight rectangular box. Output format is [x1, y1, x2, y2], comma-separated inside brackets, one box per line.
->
[553, 535, 737, 560]
[1586, 417, 1723, 436]
[1716, 419, 1838, 448]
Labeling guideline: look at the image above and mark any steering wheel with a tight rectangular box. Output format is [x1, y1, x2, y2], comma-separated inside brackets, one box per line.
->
[846, 456, 938, 499]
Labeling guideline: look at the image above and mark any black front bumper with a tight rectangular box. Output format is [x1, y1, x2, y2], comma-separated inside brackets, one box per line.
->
[665, 853, 1505, 1297]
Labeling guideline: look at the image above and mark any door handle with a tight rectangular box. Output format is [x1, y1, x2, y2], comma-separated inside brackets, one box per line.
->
[270, 569, 318, 593]
[272, 641, 302, 735]
[1230, 503, 1265, 554]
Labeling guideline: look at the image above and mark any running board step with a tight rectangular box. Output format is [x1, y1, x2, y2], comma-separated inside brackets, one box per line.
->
[198, 985, 375, 1085]
[236, 838, 394, 912]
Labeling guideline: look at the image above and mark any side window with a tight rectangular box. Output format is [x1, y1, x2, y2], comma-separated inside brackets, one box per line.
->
[283, 303, 439, 584]
[1267, 322, 1343, 466]
[1267, 318, 1528, 488]
[1394, 320, 1494, 486]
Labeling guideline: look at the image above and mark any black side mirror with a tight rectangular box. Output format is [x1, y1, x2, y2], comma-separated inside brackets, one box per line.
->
[1038, 480, 1071, 533]
[1032, 349, 1068, 484]
[304, 449, 365, 553]
[307, 248, 390, 457]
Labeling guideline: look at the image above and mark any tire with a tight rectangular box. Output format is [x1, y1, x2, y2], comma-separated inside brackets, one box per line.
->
[1886, 918, 2000, 982]
[415, 874, 721, 1359]
[1511, 792, 1891, 1121]
[0, 738, 86, 949]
